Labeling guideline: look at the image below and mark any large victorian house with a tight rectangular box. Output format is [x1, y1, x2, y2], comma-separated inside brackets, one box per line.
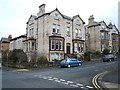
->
[85, 15, 119, 53]
[23, 4, 85, 62]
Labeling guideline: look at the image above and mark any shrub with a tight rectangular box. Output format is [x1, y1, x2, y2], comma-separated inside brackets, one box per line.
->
[37, 56, 48, 65]
[2, 51, 7, 61]
[94, 51, 101, 56]
[103, 48, 110, 55]
[8, 49, 28, 65]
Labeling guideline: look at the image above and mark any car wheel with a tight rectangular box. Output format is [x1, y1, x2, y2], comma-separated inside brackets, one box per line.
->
[110, 59, 111, 61]
[78, 63, 81, 66]
[60, 66, 63, 68]
[68, 64, 71, 68]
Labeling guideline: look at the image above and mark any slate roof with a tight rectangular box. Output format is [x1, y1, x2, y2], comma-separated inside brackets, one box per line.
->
[10, 34, 26, 41]
[0, 37, 9, 43]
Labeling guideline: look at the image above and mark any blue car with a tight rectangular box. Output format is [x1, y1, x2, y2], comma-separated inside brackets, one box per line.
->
[60, 58, 82, 68]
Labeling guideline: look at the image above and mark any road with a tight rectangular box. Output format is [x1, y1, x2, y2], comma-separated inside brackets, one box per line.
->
[2, 60, 119, 89]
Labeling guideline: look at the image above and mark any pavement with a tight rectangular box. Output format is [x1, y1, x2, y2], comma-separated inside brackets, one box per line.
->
[98, 69, 120, 89]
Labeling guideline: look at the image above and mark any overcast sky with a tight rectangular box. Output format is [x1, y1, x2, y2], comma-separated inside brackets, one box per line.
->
[0, 0, 119, 39]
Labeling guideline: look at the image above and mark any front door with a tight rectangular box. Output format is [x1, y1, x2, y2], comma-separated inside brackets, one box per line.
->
[66, 43, 70, 54]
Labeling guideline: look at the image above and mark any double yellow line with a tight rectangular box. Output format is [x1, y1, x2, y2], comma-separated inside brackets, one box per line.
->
[92, 71, 109, 90]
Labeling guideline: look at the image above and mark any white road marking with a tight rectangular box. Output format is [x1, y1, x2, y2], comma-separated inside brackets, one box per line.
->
[43, 77, 47, 79]
[33, 75, 94, 89]
[53, 78, 58, 80]
[60, 79, 66, 82]
[48, 76, 52, 78]
[48, 78, 54, 81]
[86, 86, 94, 88]
[76, 84, 83, 86]
[81, 87, 86, 89]
[55, 80, 61, 83]
[61, 82, 69, 85]
[70, 84, 79, 87]
[67, 81, 73, 83]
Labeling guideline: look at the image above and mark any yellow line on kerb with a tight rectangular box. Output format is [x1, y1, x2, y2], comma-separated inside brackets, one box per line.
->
[92, 71, 109, 90]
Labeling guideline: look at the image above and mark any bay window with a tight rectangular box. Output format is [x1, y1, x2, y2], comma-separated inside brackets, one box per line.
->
[50, 39, 63, 50]
[51, 40, 55, 50]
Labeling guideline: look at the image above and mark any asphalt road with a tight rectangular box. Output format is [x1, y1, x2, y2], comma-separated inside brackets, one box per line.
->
[2, 59, 119, 89]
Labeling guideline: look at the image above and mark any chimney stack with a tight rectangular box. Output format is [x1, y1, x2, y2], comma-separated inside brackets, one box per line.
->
[37, 4, 46, 16]
[88, 15, 94, 26]
[8, 35, 12, 41]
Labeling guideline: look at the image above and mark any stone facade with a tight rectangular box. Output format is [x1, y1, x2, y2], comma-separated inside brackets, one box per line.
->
[9, 35, 26, 51]
[24, 4, 85, 61]
[85, 15, 119, 53]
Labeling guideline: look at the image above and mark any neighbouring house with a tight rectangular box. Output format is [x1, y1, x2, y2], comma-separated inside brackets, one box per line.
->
[9, 34, 26, 51]
[85, 15, 119, 53]
[0, 35, 12, 52]
[23, 4, 86, 62]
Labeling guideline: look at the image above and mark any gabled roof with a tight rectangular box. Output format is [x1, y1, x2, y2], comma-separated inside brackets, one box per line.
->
[36, 8, 85, 22]
[113, 25, 119, 32]
[10, 34, 26, 41]
[72, 15, 85, 24]
[1, 37, 9, 43]
[26, 15, 37, 24]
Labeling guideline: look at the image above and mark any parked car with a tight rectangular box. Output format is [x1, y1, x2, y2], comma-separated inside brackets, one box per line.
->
[60, 58, 82, 68]
[103, 54, 117, 62]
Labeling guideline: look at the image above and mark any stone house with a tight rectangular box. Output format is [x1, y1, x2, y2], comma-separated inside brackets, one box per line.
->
[24, 4, 86, 62]
[0, 35, 12, 52]
[85, 15, 119, 53]
[9, 35, 26, 51]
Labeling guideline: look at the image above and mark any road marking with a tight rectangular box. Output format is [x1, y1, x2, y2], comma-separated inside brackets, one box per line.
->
[86, 86, 94, 88]
[60, 79, 66, 82]
[61, 82, 69, 85]
[67, 81, 73, 83]
[33, 75, 95, 89]
[48, 76, 52, 78]
[53, 78, 58, 80]
[92, 71, 109, 90]
[43, 77, 47, 79]
[70, 84, 79, 87]
[80, 87, 86, 89]
[76, 84, 83, 86]
[55, 80, 61, 83]
[48, 78, 54, 81]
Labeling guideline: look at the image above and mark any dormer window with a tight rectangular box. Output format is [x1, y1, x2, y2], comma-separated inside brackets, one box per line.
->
[76, 19, 80, 25]
[54, 13, 59, 20]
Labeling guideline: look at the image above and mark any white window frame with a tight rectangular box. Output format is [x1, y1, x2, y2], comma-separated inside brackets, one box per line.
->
[101, 32, 104, 39]
[76, 19, 80, 25]
[54, 13, 59, 20]
[67, 27, 70, 36]
[51, 40, 55, 50]
[74, 43, 78, 53]
[56, 40, 59, 50]
[57, 25, 60, 33]
[59, 40, 62, 50]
